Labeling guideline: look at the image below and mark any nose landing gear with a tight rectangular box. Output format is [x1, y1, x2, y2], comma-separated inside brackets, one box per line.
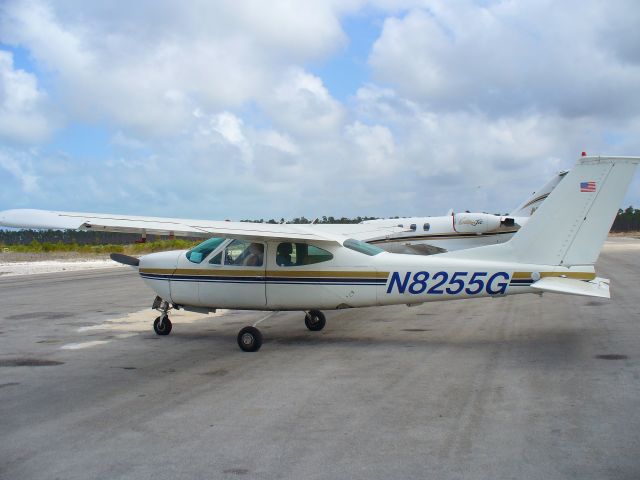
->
[152, 296, 174, 336]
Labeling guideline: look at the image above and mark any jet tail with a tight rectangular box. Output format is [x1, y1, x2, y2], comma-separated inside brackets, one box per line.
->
[510, 170, 567, 217]
[441, 156, 639, 267]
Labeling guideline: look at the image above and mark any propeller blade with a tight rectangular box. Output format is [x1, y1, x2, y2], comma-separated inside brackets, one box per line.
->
[110, 253, 140, 267]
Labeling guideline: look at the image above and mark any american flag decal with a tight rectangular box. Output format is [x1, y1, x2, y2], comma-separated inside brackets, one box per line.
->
[580, 181, 596, 192]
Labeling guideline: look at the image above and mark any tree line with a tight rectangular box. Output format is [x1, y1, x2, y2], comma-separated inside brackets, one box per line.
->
[0, 209, 637, 246]
[610, 207, 640, 232]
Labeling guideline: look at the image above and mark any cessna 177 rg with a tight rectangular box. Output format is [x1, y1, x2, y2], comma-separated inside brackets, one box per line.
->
[0, 156, 636, 352]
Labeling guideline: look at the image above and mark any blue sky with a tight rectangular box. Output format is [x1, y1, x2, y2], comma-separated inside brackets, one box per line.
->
[1, 0, 639, 220]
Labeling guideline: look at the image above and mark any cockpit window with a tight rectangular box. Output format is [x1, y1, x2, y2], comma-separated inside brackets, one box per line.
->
[276, 243, 333, 266]
[186, 237, 225, 264]
[343, 238, 384, 256]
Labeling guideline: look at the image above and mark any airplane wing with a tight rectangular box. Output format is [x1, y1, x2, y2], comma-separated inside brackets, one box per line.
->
[0, 209, 407, 245]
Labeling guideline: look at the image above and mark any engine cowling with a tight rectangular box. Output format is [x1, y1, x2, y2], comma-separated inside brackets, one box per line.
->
[452, 212, 502, 234]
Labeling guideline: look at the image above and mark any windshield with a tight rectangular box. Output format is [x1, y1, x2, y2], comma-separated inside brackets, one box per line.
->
[343, 238, 384, 256]
[186, 237, 226, 264]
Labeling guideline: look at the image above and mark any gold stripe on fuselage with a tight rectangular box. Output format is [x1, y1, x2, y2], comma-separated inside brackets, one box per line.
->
[511, 271, 596, 281]
[140, 268, 390, 278]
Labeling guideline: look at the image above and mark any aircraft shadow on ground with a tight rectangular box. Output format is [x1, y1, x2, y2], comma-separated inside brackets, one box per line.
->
[154, 323, 592, 368]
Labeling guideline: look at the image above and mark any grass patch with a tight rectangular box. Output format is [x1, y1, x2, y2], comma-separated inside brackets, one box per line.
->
[1, 239, 199, 255]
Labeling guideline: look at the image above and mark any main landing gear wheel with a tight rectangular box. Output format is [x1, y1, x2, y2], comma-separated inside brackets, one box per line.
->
[237, 326, 263, 352]
[153, 314, 172, 336]
[304, 310, 326, 331]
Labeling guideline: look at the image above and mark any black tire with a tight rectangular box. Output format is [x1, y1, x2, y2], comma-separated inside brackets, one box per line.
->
[304, 310, 326, 331]
[237, 326, 263, 352]
[153, 315, 172, 336]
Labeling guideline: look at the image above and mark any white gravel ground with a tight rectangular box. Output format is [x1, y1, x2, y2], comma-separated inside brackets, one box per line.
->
[0, 259, 126, 276]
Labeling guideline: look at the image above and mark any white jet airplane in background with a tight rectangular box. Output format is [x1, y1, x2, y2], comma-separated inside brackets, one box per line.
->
[0, 156, 636, 352]
[363, 170, 567, 254]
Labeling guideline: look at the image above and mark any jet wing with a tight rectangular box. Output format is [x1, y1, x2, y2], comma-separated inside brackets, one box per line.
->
[0, 209, 407, 245]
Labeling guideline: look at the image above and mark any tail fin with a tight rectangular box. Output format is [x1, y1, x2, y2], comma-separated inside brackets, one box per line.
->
[443, 156, 639, 266]
[510, 170, 568, 217]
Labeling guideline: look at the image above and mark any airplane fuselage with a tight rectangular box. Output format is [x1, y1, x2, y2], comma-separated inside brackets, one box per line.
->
[138, 242, 595, 311]
[363, 215, 525, 254]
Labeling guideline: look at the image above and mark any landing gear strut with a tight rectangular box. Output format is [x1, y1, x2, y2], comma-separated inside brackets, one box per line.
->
[152, 296, 173, 336]
[304, 309, 326, 331]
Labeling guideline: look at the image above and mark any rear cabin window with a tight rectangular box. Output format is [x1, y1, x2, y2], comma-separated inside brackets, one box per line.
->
[276, 243, 333, 266]
[343, 238, 384, 256]
[423, 223, 430, 231]
[186, 237, 225, 264]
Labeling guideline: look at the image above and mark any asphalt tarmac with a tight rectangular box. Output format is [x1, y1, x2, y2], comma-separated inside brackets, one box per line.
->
[1, 239, 639, 480]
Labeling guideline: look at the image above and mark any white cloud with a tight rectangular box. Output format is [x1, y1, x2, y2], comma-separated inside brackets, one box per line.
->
[1, 1, 640, 218]
[260, 68, 346, 139]
[0, 50, 54, 143]
[111, 131, 148, 150]
[203, 111, 253, 165]
[345, 121, 396, 175]
[0, 149, 39, 192]
[349, 84, 640, 214]
[255, 130, 299, 156]
[369, 1, 640, 118]
[0, 0, 351, 136]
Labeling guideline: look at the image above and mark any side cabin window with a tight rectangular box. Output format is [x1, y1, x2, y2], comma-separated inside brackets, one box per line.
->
[276, 242, 333, 267]
[423, 223, 430, 231]
[223, 239, 264, 267]
[410, 223, 417, 231]
[209, 251, 222, 265]
[186, 237, 225, 264]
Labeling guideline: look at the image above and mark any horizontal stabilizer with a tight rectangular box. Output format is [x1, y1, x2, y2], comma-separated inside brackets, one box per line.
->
[530, 276, 610, 298]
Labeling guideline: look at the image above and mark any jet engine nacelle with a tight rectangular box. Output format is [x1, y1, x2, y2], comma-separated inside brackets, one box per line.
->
[452, 213, 503, 234]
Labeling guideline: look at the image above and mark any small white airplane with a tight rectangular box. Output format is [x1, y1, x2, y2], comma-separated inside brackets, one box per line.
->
[0, 155, 636, 352]
[363, 170, 567, 254]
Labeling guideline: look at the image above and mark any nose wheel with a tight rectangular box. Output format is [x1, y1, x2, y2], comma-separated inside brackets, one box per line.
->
[153, 314, 172, 335]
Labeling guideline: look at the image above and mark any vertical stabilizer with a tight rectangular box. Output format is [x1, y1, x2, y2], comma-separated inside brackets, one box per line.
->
[442, 156, 639, 266]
